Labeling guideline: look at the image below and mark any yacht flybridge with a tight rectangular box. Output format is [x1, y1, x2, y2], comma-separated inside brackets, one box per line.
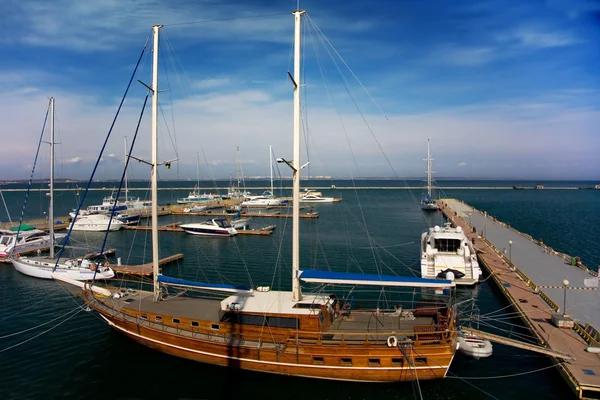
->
[420, 223, 481, 285]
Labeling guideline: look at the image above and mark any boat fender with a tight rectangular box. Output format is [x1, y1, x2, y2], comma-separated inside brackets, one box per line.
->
[387, 336, 398, 348]
[14, 253, 20, 258]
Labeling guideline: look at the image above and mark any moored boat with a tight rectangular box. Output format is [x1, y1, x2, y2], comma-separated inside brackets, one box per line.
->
[420, 223, 481, 285]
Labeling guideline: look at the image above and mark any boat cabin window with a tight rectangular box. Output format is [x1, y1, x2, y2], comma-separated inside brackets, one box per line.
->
[392, 358, 404, 366]
[313, 357, 324, 365]
[368, 358, 381, 367]
[340, 358, 352, 367]
[140, 314, 148, 320]
[220, 312, 298, 329]
[191, 321, 199, 327]
[211, 324, 220, 330]
[172, 318, 180, 324]
[415, 357, 427, 365]
[293, 303, 321, 309]
[214, 219, 232, 228]
[0, 236, 13, 245]
[155, 316, 163, 322]
[433, 238, 461, 252]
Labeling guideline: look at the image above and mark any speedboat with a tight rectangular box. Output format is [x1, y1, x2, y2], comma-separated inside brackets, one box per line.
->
[70, 214, 124, 232]
[420, 223, 481, 285]
[180, 218, 237, 236]
[299, 189, 335, 203]
[0, 228, 66, 258]
[183, 205, 209, 213]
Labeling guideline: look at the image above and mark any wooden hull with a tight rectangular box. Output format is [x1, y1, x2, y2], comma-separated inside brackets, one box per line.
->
[88, 292, 456, 382]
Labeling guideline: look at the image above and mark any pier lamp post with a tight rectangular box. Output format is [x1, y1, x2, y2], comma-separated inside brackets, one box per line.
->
[562, 279, 569, 316]
[508, 240, 513, 264]
[469, 213, 472, 226]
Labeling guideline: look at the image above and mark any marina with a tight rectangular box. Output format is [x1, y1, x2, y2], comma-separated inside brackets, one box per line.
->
[440, 199, 600, 399]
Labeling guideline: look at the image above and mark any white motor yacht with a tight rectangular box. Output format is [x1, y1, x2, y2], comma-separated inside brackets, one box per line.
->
[420, 223, 481, 285]
[0, 228, 66, 258]
[299, 189, 335, 203]
[70, 214, 124, 232]
[180, 218, 237, 237]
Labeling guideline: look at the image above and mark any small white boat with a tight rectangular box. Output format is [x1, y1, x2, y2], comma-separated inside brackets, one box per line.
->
[457, 333, 493, 359]
[0, 228, 66, 258]
[180, 218, 237, 237]
[70, 214, 124, 231]
[420, 223, 481, 285]
[230, 217, 251, 230]
[299, 189, 335, 203]
[241, 193, 284, 207]
[183, 205, 209, 213]
[11, 255, 115, 280]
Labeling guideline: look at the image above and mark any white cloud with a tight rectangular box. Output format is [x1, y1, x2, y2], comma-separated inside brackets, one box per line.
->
[64, 157, 83, 164]
[496, 27, 580, 48]
[458, 162, 467, 167]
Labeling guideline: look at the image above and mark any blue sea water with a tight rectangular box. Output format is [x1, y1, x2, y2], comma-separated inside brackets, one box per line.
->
[0, 179, 597, 399]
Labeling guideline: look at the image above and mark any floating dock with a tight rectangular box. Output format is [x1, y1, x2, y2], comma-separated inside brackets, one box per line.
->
[123, 223, 275, 236]
[440, 199, 600, 399]
[171, 210, 319, 219]
[110, 253, 184, 276]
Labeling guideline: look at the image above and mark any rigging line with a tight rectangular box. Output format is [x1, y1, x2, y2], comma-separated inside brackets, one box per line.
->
[13, 102, 49, 249]
[475, 320, 541, 344]
[0, 306, 81, 339]
[160, 34, 180, 162]
[447, 361, 566, 380]
[54, 36, 150, 268]
[164, 12, 289, 27]
[93, 94, 149, 281]
[305, 14, 388, 119]
[446, 371, 501, 399]
[0, 307, 84, 353]
[0, 188, 12, 225]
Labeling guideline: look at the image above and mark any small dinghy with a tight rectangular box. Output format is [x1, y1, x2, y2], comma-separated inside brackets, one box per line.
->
[457, 333, 493, 359]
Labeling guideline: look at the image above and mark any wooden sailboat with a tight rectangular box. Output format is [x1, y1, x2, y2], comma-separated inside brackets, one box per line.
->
[58, 12, 458, 382]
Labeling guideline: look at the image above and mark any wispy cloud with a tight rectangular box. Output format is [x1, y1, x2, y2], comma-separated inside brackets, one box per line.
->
[496, 27, 580, 48]
[64, 157, 83, 164]
[428, 45, 497, 67]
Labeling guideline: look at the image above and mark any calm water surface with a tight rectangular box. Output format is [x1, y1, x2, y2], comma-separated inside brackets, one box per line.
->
[1, 180, 597, 399]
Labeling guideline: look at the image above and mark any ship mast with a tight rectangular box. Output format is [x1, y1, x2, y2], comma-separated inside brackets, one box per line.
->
[291, 10, 305, 302]
[124, 136, 128, 203]
[426, 139, 432, 198]
[151, 24, 162, 302]
[269, 145, 273, 197]
[49, 97, 55, 258]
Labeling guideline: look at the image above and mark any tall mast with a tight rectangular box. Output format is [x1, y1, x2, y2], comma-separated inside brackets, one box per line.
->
[196, 152, 200, 191]
[269, 145, 273, 197]
[427, 139, 431, 197]
[124, 136, 128, 202]
[49, 97, 55, 258]
[292, 10, 305, 302]
[151, 24, 162, 302]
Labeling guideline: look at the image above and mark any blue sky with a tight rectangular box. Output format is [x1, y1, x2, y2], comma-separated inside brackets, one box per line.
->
[2, 0, 599, 181]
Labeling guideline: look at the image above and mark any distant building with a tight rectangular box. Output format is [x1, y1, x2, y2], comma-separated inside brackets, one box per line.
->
[595, 184, 600, 190]
[535, 184, 544, 190]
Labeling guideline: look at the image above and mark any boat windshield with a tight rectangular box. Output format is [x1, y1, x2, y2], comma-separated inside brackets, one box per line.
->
[215, 219, 232, 228]
[434, 238, 461, 252]
[0, 236, 14, 245]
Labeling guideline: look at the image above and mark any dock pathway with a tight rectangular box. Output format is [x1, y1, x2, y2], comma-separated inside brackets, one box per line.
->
[441, 199, 600, 399]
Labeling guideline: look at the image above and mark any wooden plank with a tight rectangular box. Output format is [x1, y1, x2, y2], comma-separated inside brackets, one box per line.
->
[110, 253, 184, 276]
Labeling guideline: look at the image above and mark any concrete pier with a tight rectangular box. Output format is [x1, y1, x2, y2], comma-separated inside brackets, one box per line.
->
[441, 199, 600, 399]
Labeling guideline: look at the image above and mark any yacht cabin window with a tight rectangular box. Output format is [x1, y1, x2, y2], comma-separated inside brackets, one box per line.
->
[433, 238, 461, 252]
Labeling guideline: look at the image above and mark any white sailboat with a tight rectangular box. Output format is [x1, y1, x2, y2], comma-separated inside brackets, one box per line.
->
[11, 98, 115, 280]
[57, 14, 458, 382]
[241, 145, 286, 206]
[421, 139, 440, 211]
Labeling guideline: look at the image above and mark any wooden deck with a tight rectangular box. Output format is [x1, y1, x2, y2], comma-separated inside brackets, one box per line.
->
[440, 199, 600, 399]
[123, 224, 274, 236]
[110, 253, 184, 276]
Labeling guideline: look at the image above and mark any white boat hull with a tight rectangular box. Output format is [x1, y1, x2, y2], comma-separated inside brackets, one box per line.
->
[457, 334, 493, 359]
[11, 257, 115, 280]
